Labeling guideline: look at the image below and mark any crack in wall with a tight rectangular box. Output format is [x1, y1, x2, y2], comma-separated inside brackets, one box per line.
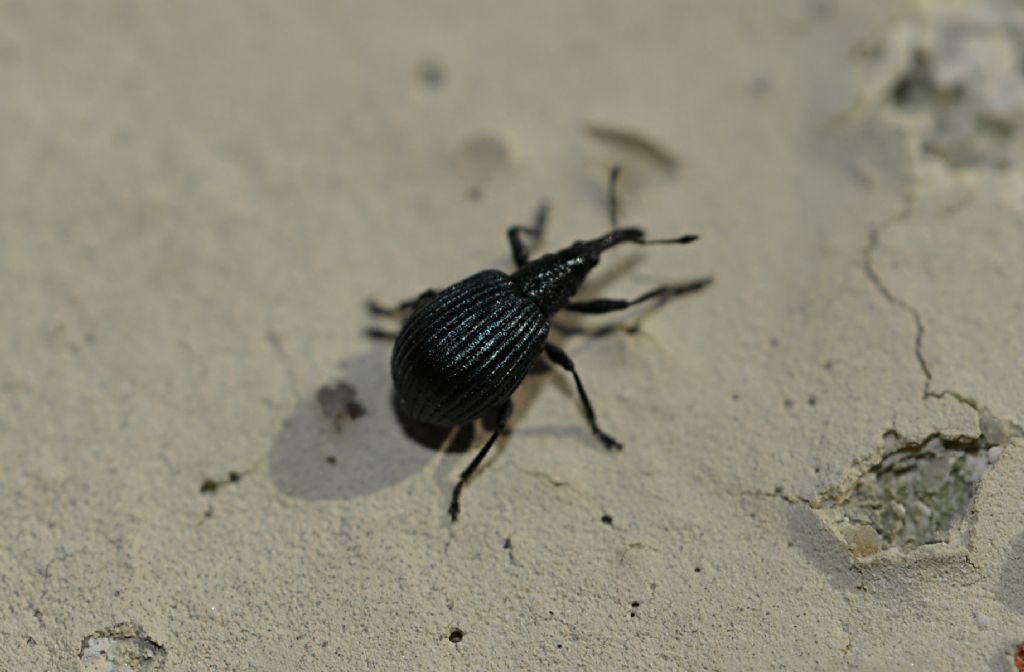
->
[729, 487, 813, 507]
[862, 203, 935, 398]
[863, 202, 1024, 441]
[859, 1, 1024, 432]
[753, 167, 1015, 559]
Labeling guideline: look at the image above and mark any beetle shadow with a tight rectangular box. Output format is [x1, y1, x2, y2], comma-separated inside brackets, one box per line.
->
[266, 342, 559, 501]
[267, 344, 444, 501]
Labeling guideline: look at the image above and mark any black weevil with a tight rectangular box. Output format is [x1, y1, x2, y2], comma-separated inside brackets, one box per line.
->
[369, 167, 710, 520]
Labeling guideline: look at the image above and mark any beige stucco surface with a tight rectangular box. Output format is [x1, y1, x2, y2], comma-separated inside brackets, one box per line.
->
[1, 1, 1022, 670]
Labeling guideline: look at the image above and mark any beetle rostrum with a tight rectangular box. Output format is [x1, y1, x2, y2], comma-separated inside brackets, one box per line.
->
[369, 166, 711, 521]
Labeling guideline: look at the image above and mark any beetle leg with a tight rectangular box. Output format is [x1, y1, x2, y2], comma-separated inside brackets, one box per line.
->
[366, 289, 438, 317]
[543, 343, 622, 450]
[565, 278, 712, 314]
[507, 201, 549, 268]
[449, 400, 513, 521]
[548, 321, 638, 338]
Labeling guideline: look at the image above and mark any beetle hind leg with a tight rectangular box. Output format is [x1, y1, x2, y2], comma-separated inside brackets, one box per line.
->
[449, 400, 513, 522]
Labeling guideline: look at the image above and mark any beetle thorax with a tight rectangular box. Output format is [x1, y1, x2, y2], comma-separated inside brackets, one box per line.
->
[511, 243, 598, 316]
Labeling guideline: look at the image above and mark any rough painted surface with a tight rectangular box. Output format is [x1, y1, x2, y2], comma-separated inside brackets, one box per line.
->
[0, 1, 1021, 670]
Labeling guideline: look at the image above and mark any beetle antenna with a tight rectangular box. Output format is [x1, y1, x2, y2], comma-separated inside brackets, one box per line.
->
[607, 165, 621, 230]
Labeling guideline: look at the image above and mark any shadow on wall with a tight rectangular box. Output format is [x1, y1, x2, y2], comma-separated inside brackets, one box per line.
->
[997, 531, 1024, 615]
[266, 342, 556, 501]
[267, 345, 438, 500]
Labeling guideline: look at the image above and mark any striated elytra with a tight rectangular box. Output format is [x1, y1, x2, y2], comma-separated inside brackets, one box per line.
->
[392, 270, 548, 427]
[369, 167, 711, 521]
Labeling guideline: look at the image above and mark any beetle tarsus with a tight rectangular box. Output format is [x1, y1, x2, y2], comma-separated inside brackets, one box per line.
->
[596, 429, 623, 451]
[448, 486, 463, 521]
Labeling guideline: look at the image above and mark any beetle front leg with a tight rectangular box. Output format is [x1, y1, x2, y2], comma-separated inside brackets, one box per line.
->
[449, 399, 513, 521]
[507, 201, 549, 268]
[543, 343, 622, 450]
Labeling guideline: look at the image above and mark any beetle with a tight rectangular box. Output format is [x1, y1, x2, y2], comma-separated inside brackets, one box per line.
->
[369, 167, 710, 520]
